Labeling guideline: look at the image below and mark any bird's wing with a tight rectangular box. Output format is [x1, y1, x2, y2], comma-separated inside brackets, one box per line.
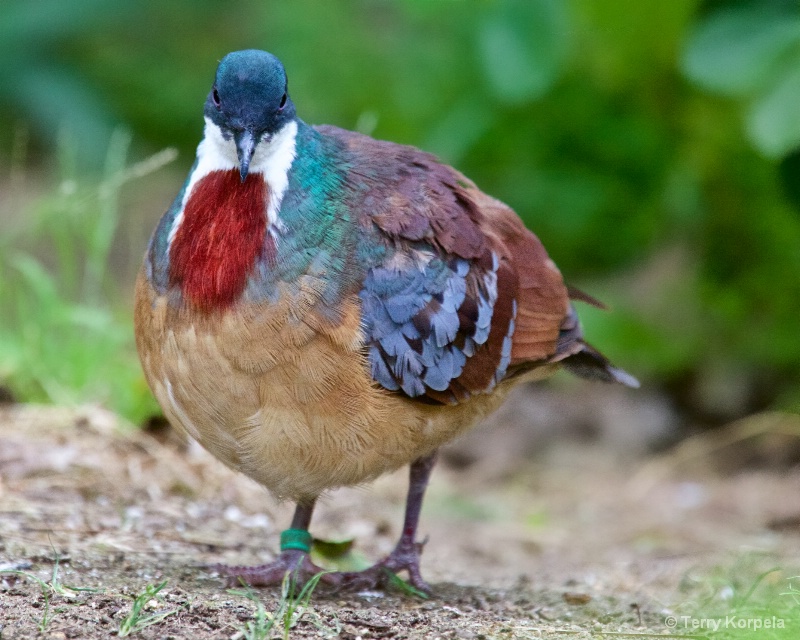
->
[318, 125, 572, 405]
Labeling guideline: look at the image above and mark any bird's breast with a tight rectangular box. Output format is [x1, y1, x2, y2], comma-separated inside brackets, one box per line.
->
[136, 275, 408, 499]
[134, 266, 514, 501]
[167, 170, 275, 311]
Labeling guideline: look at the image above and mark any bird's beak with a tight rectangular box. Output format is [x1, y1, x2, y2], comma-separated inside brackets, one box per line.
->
[234, 130, 257, 182]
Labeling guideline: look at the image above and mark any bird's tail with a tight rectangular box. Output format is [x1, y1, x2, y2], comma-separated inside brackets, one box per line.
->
[561, 341, 640, 388]
[552, 289, 639, 388]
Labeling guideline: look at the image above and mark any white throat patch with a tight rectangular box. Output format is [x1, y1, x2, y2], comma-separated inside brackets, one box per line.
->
[168, 118, 298, 244]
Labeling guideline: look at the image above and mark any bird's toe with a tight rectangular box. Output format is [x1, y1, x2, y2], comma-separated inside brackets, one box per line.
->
[214, 549, 330, 589]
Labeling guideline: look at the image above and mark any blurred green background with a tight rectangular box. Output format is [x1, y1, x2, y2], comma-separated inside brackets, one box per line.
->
[1, 0, 798, 431]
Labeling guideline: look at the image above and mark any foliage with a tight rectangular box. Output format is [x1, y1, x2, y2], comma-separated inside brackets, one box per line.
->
[0, 132, 173, 423]
[0, 0, 138, 168]
[117, 580, 188, 637]
[675, 554, 800, 639]
[0, 553, 102, 632]
[0, 0, 799, 418]
[683, 2, 800, 158]
[229, 572, 338, 640]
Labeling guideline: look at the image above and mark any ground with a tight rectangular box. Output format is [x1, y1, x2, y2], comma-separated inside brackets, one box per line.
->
[1, 385, 800, 639]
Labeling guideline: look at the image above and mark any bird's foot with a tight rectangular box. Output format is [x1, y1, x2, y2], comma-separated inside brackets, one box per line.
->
[338, 535, 431, 595]
[214, 539, 430, 595]
[215, 549, 334, 589]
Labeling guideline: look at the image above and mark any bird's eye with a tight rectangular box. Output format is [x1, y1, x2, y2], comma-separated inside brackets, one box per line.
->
[212, 88, 221, 108]
[278, 93, 287, 110]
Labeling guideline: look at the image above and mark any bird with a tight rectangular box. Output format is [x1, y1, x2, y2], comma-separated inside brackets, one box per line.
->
[134, 49, 638, 593]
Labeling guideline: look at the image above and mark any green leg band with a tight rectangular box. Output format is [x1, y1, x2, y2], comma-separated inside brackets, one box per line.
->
[280, 528, 313, 553]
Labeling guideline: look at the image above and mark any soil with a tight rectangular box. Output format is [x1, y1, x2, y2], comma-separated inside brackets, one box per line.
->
[1, 386, 800, 639]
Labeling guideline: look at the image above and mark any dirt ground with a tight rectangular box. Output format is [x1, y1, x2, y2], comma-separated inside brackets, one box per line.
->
[1, 385, 800, 639]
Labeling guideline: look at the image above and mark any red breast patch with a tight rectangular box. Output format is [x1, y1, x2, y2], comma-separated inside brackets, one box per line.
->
[169, 170, 271, 311]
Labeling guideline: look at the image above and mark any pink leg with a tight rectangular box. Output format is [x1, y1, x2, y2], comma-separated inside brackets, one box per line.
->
[216, 452, 438, 594]
[216, 499, 338, 588]
[340, 451, 438, 593]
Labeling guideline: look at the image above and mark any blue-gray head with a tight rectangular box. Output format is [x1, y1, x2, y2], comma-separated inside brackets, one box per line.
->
[204, 50, 297, 181]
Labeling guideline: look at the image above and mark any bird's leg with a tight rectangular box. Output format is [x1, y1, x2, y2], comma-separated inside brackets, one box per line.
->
[380, 450, 437, 590]
[340, 451, 438, 593]
[217, 453, 438, 593]
[217, 499, 335, 588]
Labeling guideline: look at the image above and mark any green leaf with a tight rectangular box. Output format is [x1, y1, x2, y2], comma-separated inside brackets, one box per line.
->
[478, 0, 570, 104]
[311, 537, 355, 560]
[310, 537, 370, 572]
[382, 569, 429, 599]
[747, 63, 800, 158]
[682, 8, 800, 96]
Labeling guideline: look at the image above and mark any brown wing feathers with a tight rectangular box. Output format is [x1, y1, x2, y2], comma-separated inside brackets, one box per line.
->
[470, 193, 569, 365]
[328, 124, 632, 402]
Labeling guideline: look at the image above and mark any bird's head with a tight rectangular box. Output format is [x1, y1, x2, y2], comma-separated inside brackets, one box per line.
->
[204, 49, 296, 181]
